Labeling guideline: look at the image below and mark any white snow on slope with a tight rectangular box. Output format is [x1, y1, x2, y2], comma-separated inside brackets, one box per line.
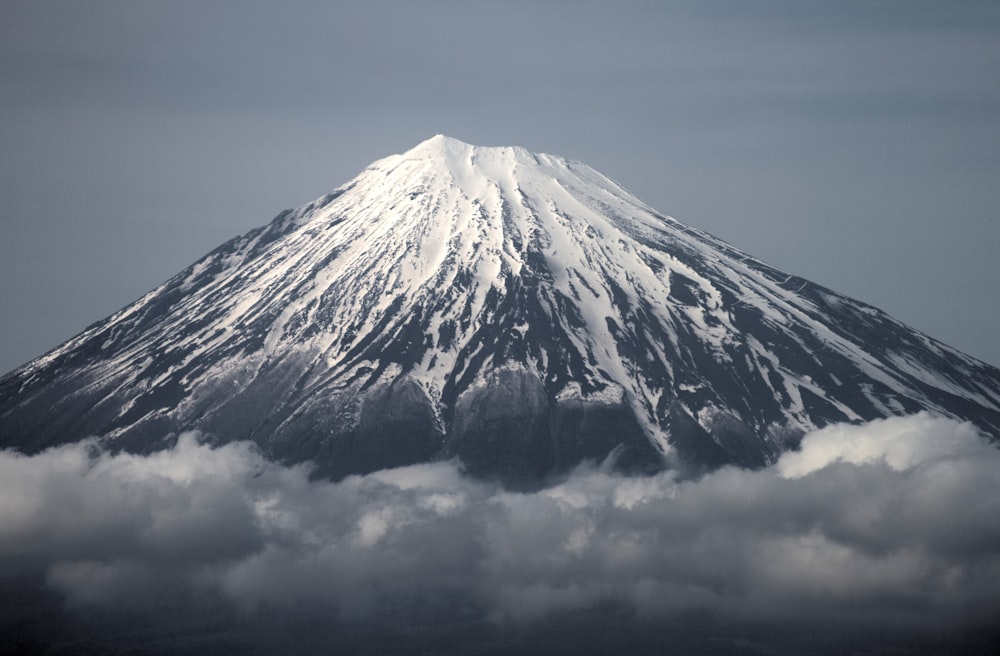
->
[13, 136, 1000, 455]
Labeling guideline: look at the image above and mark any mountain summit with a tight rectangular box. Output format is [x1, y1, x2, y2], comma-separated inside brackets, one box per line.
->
[3, 136, 999, 484]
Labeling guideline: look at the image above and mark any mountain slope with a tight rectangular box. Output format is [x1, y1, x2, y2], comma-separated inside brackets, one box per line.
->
[3, 135, 999, 484]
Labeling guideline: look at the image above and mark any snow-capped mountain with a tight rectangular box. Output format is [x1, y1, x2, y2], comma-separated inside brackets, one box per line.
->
[3, 135, 999, 484]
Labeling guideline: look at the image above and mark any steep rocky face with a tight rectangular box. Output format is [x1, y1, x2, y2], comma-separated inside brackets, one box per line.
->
[2, 135, 999, 485]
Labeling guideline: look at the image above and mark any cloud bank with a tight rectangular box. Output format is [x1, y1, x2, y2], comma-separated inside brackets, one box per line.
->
[2, 413, 999, 651]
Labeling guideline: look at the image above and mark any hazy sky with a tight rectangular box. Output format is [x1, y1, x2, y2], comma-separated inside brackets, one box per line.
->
[2, 1, 999, 373]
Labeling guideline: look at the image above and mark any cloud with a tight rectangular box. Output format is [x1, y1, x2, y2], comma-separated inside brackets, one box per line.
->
[1, 414, 999, 650]
[777, 412, 992, 476]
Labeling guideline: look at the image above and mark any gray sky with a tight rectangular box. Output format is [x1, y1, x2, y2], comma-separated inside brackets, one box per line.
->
[2, 0, 999, 374]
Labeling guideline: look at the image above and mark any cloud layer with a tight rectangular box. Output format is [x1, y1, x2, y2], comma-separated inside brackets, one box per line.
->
[2, 413, 999, 649]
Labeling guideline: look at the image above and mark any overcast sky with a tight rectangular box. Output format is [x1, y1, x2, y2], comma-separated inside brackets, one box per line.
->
[2, 0, 999, 374]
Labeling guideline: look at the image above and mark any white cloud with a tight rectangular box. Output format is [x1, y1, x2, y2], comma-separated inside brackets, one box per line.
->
[776, 412, 991, 476]
[1, 414, 999, 638]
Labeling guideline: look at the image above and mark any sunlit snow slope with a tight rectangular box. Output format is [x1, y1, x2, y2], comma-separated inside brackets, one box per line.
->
[3, 135, 999, 484]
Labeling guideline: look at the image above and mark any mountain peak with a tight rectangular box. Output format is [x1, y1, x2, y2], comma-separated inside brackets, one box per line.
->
[402, 134, 536, 166]
[392, 135, 564, 179]
[355, 136, 638, 236]
[411, 133, 472, 149]
[404, 133, 473, 158]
